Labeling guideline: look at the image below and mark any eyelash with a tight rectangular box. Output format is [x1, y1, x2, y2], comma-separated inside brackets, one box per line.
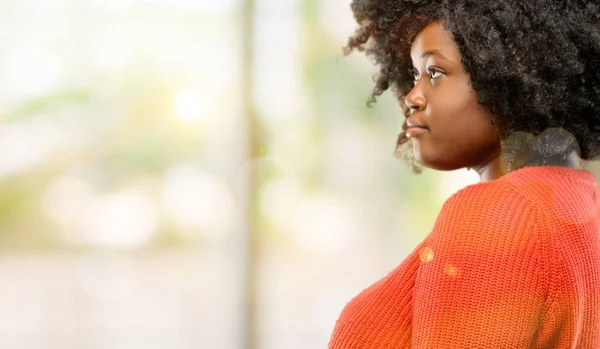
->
[410, 68, 444, 85]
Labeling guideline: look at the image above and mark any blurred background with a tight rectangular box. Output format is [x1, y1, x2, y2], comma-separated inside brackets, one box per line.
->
[0, 0, 598, 348]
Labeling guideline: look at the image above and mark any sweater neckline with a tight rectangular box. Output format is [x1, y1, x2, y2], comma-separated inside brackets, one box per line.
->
[503, 165, 596, 184]
[456, 165, 596, 196]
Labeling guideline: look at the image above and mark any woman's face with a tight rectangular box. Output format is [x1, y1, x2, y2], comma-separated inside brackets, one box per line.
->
[404, 21, 501, 171]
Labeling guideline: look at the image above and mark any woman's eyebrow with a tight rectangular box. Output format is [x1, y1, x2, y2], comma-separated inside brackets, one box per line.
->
[420, 49, 452, 63]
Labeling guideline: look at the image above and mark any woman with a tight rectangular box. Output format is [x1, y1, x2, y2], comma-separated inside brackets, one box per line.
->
[329, 1, 600, 348]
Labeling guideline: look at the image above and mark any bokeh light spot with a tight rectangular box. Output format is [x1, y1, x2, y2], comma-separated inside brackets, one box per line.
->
[161, 163, 235, 241]
[172, 90, 205, 123]
[419, 247, 434, 263]
[444, 264, 460, 278]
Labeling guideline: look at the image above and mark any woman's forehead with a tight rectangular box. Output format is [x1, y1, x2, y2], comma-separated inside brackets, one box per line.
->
[410, 22, 461, 64]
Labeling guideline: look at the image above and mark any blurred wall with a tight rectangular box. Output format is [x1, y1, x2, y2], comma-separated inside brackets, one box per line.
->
[0, 0, 597, 348]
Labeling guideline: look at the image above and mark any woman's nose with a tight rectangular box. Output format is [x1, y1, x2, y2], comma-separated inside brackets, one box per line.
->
[404, 85, 426, 112]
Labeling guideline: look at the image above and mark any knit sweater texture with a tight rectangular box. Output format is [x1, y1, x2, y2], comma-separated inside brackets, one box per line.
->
[329, 166, 600, 348]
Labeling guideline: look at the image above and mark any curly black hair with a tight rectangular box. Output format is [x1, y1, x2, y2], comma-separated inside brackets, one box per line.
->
[344, 0, 600, 173]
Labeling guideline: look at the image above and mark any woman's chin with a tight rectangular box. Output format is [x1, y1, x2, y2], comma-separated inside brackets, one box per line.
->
[412, 145, 462, 171]
[411, 140, 427, 166]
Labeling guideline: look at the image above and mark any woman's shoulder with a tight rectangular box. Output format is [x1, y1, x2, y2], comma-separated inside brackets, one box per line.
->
[439, 175, 535, 220]
[432, 165, 597, 246]
[431, 171, 545, 246]
[441, 165, 596, 216]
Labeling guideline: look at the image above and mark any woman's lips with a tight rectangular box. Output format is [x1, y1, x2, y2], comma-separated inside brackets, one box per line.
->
[406, 118, 425, 128]
[406, 127, 428, 138]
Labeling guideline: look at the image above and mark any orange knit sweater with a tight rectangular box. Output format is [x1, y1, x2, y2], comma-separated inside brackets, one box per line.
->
[329, 166, 600, 348]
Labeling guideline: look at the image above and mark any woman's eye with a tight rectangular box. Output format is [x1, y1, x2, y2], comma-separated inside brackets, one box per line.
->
[408, 68, 418, 85]
[429, 69, 444, 79]
[408, 67, 443, 87]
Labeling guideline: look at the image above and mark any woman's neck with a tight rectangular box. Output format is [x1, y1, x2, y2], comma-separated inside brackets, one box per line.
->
[475, 150, 582, 183]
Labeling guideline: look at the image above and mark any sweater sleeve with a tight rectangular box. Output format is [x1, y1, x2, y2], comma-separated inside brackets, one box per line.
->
[411, 184, 551, 348]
